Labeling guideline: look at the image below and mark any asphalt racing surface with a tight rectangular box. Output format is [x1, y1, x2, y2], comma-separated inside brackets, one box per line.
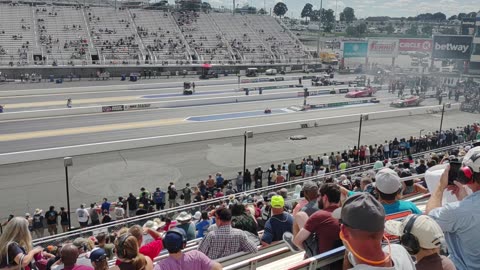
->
[0, 74, 477, 220]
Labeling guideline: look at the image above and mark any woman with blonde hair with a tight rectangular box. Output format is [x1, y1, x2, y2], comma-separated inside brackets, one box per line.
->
[0, 217, 44, 269]
[114, 234, 153, 270]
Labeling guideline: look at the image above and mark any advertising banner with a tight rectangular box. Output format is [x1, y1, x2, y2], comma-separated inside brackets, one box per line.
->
[343, 42, 368, 58]
[398, 38, 433, 52]
[124, 104, 151, 111]
[102, 105, 124, 112]
[367, 39, 399, 58]
[432, 35, 473, 60]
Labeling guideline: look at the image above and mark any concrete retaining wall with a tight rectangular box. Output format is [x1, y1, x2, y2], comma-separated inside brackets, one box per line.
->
[0, 91, 300, 120]
[0, 104, 459, 165]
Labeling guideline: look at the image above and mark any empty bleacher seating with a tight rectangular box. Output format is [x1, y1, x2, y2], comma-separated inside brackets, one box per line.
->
[0, 4, 313, 66]
[0, 4, 36, 66]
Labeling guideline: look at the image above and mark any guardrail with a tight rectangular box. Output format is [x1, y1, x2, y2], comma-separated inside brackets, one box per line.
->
[284, 193, 432, 270]
[0, 103, 460, 165]
[31, 142, 468, 247]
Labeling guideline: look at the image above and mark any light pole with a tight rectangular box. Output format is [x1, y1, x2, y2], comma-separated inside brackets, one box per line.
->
[303, 88, 309, 106]
[357, 114, 363, 160]
[316, 0, 324, 55]
[243, 131, 254, 177]
[64, 157, 73, 231]
[438, 103, 446, 146]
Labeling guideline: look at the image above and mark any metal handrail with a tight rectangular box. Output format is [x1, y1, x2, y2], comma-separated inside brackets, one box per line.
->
[284, 193, 432, 270]
[32, 142, 470, 245]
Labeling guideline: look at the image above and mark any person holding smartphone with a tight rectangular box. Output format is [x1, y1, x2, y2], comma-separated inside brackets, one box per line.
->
[426, 146, 480, 270]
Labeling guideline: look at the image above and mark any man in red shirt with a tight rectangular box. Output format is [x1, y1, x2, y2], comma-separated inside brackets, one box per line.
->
[290, 183, 342, 256]
[128, 224, 163, 261]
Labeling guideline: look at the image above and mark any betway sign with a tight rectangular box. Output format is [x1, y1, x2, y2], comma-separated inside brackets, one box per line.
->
[367, 39, 398, 58]
[432, 35, 473, 60]
[398, 38, 432, 52]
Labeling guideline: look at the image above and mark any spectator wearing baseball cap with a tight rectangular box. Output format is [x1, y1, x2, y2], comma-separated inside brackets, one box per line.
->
[156, 228, 222, 270]
[375, 168, 422, 215]
[333, 193, 415, 269]
[426, 146, 480, 270]
[89, 248, 108, 270]
[261, 195, 293, 247]
[385, 215, 455, 270]
[291, 181, 320, 237]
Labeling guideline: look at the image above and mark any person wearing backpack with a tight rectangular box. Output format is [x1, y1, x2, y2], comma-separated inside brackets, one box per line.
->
[182, 183, 192, 205]
[167, 183, 178, 209]
[89, 203, 100, 226]
[152, 187, 166, 210]
[32, 208, 45, 238]
[45, 206, 58, 236]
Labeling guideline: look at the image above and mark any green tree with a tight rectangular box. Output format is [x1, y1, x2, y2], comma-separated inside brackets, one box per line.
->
[321, 9, 335, 32]
[440, 27, 457, 34]
[273, 2, 288, 18]
[182, 1, 200, 11]
[448, 15, 457, 21]
[385, 23, 395, 34]
[406, 24, 418, 36]
[301, 3, 313, 23]
[467, 12, 477, 18]
[432, 12, 446, 21]
[457, 13, 467, 19]
[345, 23, 366, 37]
[356, 22, 367, 34]
[339, 12, 346, 22]
[345, 26, 357, 36]
[342, 7, 356, 23]
[201, 2, 211, 12]
[421, 25, 433, 36]
[258, 8, 267, 15]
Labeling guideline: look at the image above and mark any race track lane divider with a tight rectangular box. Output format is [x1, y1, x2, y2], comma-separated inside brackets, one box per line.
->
[0, 103, 460, 165]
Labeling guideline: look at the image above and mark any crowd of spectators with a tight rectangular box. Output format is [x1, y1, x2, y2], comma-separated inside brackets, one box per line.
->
[3, 123, 478, 241]
[2, 140, 480, 269]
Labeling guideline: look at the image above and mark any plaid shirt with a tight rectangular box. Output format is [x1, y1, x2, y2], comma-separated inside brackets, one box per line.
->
[198, 225, 257, 259]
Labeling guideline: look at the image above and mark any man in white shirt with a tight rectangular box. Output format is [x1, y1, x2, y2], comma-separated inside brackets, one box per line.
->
[321, 153, 330, 168]
[76, 204, 89, 228]
[114, 202, 125, 220]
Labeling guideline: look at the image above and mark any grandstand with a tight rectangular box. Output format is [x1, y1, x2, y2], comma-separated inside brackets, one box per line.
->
[0, 3, 312, 66]
[24, 141, 471, 269]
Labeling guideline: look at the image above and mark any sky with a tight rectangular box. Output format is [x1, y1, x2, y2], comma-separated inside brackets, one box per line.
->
[174, 0, 479, 19]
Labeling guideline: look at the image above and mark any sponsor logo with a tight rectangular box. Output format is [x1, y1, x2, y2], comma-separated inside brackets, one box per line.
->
[102, 105, 124, 112]
[125, 104, 151, 110]
[434, 43, 470, 53]
[399, 40, 432, 51]
[369, 41, 397, 52]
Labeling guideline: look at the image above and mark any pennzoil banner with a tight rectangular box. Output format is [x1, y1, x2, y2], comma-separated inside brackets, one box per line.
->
[367, 39, 399, 58]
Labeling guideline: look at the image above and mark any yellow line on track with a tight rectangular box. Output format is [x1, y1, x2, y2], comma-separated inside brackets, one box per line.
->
[0, 118, 184, 142]
[5, 96, 139, 109]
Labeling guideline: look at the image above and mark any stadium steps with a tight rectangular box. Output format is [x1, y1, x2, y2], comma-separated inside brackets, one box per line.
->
[81, 7, 99, 64]
[126, 8, 148, 62]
